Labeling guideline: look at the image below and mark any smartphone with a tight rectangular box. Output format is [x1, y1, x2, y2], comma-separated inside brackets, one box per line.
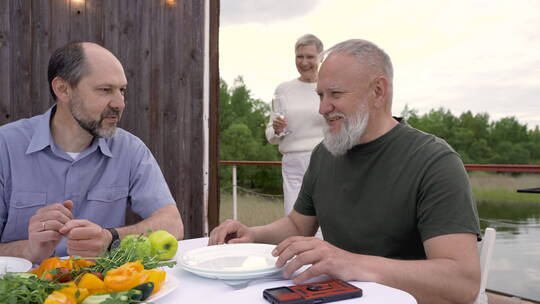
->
[263, 279, 362, 304]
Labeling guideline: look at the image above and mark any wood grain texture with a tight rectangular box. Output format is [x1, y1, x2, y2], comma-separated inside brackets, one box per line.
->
[0, 0, 10, 125]
[0, 0, 207, 238]
[10, 0, 32, 120]
[30, 0, 52, 114]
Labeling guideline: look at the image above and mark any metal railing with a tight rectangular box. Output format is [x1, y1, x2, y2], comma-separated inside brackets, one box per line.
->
[465, 164, 540, 173]
[221, 161, 540, 172]
[220, 161, 540, 219]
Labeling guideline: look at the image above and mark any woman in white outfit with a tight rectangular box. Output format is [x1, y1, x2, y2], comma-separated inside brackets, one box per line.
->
[265, 34, 326, 216]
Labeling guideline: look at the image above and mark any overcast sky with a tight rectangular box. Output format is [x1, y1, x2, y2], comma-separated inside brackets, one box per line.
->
[219, 0, 540, 129]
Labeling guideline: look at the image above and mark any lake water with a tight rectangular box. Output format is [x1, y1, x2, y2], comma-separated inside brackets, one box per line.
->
[477, 201, 540, 301]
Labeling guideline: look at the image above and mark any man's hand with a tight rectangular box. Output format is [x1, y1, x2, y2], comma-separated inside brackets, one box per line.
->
[208, 219, 254, 245]
[25, 200, 74, 263]
[272, 116, 287, 135]
[273, 236, 357, 284]
[60, 219, 111, 257]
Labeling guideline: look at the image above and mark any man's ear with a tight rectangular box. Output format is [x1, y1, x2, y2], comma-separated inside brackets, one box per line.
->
[372, 76, 389, 109]
[51, 77, 71, 102]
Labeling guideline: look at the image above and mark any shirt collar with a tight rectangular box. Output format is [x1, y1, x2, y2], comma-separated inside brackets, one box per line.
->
[26, 105, 114, 158]
[26, 106, 56, 154]
[97, 137, 113, 158]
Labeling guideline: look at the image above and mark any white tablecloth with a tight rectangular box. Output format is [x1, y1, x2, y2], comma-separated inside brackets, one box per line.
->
[156, 237, 417, 304]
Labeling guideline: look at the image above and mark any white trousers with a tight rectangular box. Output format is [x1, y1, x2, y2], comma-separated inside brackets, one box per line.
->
[282, 151, 323, 239]
[282, 151, 312, 216]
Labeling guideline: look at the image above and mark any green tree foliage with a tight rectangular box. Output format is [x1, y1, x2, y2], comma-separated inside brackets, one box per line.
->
[403, 106, 539, 165]
[219, 77, 282, 192]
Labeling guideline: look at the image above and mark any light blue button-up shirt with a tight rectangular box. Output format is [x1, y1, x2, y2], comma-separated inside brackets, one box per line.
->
[0, 106, 176, 256]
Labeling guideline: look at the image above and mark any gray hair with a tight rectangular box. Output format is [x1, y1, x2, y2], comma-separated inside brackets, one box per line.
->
[295, 34, 324, 54]
[324, 39, 393, 81]
[47, 42, 89, 100]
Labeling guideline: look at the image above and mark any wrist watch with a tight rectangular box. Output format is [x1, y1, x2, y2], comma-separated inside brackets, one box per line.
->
[106, 227, 120, 251]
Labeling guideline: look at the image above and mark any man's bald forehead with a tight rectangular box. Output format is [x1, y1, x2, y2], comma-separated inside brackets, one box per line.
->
[81, 42, 118, 60]
[80, 43, 124, 73]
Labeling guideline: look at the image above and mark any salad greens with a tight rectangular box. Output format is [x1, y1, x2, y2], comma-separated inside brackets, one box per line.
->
[87, 245, 176, 275]
[0, 273, 65, 304]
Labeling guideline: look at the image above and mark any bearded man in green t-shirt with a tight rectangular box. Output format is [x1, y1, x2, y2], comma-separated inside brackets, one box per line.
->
[210, 39, 481, 304]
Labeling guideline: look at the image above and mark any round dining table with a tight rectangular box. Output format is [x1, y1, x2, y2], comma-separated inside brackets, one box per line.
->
[155, 237, 417, 304]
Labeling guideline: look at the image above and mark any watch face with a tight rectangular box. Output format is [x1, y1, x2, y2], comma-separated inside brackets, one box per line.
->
[111, 239, 121, 250]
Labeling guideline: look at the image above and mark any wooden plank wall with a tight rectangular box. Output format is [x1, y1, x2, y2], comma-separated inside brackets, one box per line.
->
[0, 0, 206, 238]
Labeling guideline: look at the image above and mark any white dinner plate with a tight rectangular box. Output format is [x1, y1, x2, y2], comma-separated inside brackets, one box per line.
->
[146, 273, 179, 302]
[181, 264, 283, 280]
[178, 243, 281, 278]
[0, 256, 32, 273]
[179, 256, 281, 275]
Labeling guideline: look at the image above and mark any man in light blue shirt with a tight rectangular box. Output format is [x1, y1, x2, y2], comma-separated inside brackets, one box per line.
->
[0, 42, 183, 263]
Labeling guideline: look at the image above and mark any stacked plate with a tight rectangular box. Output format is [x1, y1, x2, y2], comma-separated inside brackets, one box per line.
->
[178, 243, 283, 280]
[0, 256, 32, 273]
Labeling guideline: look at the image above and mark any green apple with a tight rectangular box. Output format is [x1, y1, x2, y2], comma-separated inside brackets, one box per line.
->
[120, 234, 152, 260]
[148, 230, 178, 260]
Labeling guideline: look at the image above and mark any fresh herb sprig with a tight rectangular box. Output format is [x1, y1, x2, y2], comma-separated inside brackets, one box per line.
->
[87, 245, 176, 275]
[0, 273, 65, 304]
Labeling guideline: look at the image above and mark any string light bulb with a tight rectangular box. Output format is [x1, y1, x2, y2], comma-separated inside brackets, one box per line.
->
[165, 0, 177, 7]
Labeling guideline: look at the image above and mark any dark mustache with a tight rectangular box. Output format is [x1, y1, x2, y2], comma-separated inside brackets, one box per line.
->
[101, 108, 120, 118]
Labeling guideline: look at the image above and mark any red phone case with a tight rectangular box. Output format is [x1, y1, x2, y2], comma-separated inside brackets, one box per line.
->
[263, 279, 363, 304]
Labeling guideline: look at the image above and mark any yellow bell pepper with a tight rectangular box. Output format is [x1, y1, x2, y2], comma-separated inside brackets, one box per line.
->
[104, 261, 149, 292]
[78, 273, 107, 295]
[48, 281, 88, 303]
[43, 291, 76, 304]
[143, 269, 167, 294]
[63, 281, 78, 288]
[59, 287, 89, 303]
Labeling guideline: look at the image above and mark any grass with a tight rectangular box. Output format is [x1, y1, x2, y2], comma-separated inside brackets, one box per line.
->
[469, 172, 540, 203]
[219, 172, 540, 226]
[219, 192, 284, 226]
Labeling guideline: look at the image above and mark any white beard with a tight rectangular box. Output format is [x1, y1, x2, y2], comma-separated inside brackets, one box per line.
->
[322, 108, 370, 156]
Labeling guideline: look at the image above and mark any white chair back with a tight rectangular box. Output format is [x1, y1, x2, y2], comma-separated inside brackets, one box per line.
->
[474, 227, 496, 304]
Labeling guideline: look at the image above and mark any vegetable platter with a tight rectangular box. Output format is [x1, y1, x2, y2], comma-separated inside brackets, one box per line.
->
[0, 244, 177, 304]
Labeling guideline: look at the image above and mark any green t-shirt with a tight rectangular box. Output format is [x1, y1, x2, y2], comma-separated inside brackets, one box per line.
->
[295, 122, 480, 260]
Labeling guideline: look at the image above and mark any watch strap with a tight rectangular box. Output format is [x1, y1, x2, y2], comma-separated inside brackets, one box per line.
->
[106, 227, 120, 251]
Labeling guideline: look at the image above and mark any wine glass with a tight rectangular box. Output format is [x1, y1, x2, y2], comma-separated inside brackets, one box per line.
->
[271, 93, 292, 137]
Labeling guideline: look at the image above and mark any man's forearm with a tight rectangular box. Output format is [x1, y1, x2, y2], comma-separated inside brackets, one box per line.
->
[0, 240, 34, 261]
[251, 218, 296, 245]
[273, 233, 480, 304]
[115, 205, 184, 240]
[353, 254, 479, 304]
[252, 212, 316, 244]
[349, 233, 480, 304]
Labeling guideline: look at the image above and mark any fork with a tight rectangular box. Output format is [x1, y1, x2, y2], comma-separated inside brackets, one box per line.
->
[217, 274, 285, 289]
